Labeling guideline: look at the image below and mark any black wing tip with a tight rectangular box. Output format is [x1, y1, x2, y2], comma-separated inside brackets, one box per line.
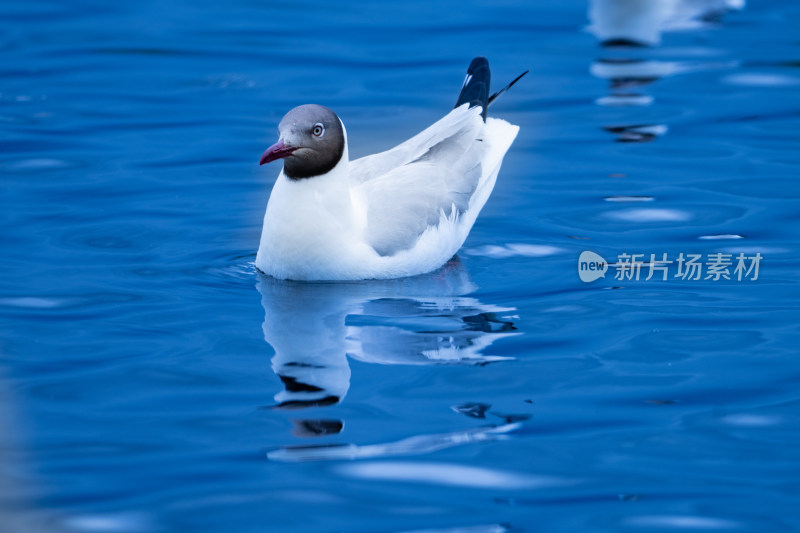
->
[455, 58, 528, 119]
[488, 69, 529, 105]
[455, 57, 491, 121]
[467, 56, 490, 71]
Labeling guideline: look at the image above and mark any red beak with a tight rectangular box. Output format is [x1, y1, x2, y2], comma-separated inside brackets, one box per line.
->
[259, 139, 297, 165]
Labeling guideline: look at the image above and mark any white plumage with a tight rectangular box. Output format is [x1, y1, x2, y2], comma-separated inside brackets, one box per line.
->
[256, 61, 521, 281]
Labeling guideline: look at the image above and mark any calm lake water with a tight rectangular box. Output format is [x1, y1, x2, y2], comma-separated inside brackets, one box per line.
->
[2, 0, 799, 531]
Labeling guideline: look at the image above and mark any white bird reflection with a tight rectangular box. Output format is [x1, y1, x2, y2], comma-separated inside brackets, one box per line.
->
[588, 0, 744, 139]
[257, 258, 518, 419]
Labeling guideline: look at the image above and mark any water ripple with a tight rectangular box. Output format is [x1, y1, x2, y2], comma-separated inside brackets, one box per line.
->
[337, 461, 571, 490]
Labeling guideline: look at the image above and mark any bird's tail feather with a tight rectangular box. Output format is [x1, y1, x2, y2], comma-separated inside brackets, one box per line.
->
[454, 57, 528, 121]
[488, 69, 529, 105]
[454, 57, 490, 121]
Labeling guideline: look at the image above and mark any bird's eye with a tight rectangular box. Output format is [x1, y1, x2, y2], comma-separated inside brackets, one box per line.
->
[312, 123, 325, 137]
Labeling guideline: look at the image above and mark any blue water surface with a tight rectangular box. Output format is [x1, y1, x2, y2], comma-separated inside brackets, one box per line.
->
[1, 0, 799, 531]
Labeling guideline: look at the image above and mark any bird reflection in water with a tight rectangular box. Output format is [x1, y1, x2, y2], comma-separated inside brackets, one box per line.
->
[257, 257, 518, 439]
[588, 0, 744, 141]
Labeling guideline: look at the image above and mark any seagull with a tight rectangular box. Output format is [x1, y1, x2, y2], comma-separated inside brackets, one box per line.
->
[256, 57, 526, 281]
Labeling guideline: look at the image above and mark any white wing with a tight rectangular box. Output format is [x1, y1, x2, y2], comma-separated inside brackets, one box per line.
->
[352, 105, 488, 256]
[349, 104, 483, 184]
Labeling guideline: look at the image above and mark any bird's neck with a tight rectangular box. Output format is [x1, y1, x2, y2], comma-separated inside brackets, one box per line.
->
[287, 147, 351, 208]
[268, 147, 361, 232]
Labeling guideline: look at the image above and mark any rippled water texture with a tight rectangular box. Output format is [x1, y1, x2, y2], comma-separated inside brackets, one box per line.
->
[2, 0, 799, 531]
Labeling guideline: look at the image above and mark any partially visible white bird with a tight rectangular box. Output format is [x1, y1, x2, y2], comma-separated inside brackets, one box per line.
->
[256, 57, 526, 281]
[588, 0, 745, 46]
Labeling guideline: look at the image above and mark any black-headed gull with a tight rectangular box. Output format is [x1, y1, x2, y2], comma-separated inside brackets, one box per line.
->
[257, 57, 526, 281]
